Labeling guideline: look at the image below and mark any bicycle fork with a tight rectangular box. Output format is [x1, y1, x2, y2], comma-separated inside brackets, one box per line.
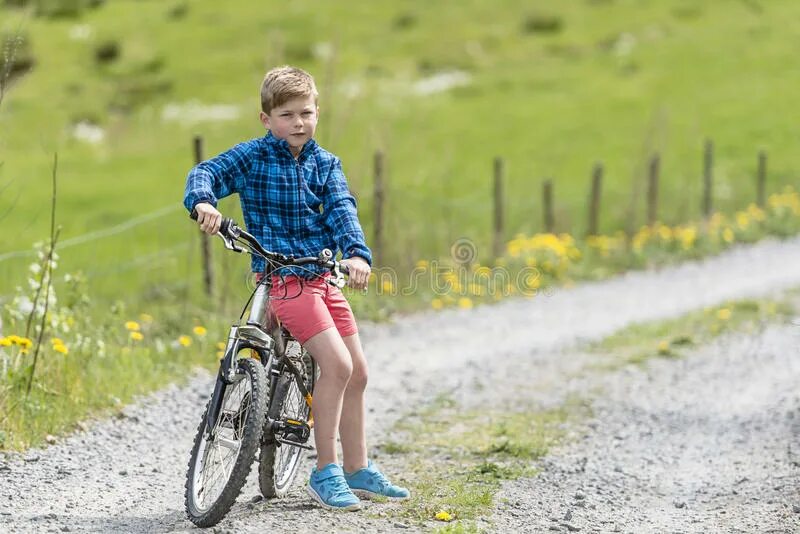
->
[204, 321, 274, 439]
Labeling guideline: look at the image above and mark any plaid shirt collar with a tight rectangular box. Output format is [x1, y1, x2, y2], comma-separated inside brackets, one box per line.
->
[263, 131, 318, 162]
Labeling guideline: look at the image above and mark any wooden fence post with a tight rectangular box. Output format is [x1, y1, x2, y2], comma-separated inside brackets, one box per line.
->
[647, 153, 660, 226]
[372, 150, 384, 267]
[587, 162, 603, 237]
[543, 180, 554, 234]
[703, 139, 713, 218]
[493, 157, 504, 260]
[194, 135, 213, 298]
[757, 150, 767, 208]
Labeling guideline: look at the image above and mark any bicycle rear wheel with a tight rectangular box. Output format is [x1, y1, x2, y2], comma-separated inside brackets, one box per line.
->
[185, 357, 268, 527]
[259, 346, 317, 498]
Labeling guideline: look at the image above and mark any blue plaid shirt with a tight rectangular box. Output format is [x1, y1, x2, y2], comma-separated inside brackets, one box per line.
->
[183, 132, 372, 276]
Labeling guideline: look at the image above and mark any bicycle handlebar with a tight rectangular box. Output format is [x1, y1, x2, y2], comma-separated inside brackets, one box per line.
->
[190, 209, 349, 276]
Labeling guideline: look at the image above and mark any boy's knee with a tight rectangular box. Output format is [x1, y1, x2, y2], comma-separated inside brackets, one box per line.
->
[328, 356, 353, 384]
[348, 364, 368, 391]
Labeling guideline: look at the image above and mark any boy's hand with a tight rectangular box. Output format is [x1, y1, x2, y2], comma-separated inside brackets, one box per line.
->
[341, 257, 370, 290]
[194, 202, 222, 235]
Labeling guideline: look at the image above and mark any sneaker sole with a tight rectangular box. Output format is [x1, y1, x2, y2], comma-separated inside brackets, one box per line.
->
[351, 488, 410, 501]
[306, 485, 362, 511]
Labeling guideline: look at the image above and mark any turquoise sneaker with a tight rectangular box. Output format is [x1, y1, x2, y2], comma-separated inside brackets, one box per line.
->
[344, 460, 411, 500]
[307, 463, 362, 511]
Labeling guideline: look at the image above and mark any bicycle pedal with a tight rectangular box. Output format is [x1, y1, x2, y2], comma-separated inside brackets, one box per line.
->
[283, 419, 311, 442]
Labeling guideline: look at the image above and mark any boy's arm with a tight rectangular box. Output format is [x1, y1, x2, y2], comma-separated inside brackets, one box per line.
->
[322, 158, 373, 266]
[183, 140, 255, 213]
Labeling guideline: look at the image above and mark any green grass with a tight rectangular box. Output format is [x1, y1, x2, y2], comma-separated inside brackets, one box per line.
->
[373, 393, 583, 529]
[0, 249, 232, 450]
[590, 297, 795, 368]
[2, 0, 800, 301]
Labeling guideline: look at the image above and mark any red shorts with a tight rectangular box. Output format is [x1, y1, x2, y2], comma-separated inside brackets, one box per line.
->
[258, 273, 358, 345]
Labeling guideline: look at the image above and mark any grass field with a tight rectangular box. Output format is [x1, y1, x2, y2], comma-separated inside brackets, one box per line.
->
[1, 0, 799, 304]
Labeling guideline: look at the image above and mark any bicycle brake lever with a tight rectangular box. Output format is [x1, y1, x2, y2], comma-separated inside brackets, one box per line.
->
[218, 233, 245, 253]
[328, 263, 346, 289]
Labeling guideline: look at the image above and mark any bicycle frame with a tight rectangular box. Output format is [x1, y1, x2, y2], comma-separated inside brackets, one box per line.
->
[204, 273, 314, 439]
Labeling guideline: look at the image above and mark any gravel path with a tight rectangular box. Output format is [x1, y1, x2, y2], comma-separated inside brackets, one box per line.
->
[2, 237, 800, 533]
[492, 326, 800, 533]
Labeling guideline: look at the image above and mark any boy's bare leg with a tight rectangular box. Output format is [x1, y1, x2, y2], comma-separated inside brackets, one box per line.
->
[339, 333, 368, 473]
[303, 327, 353, 470]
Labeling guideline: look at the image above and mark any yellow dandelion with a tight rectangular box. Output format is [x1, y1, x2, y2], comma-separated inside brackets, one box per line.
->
[216, 351, 224, 358]
[431, 298, 444, 310]
[139, 313, 154, 323]
[747, 203, 765, 222]
[657, 340, 670, 355]
[415, 259, 429, 270]
[192, 326, 207, 337]
[458, 297, 473, 310]
[130, 331, 144, 342]
[381, 279, 395, 293]
[216, 342, 226, 351]
[717, 308, 732, 321]
[51, 337, 64, 346]
[0, 337, 11, 347]
[722, 228, 734, 243]
[736, 212, 749, 230]
[18, 337, 32, 349]
[567, 247, 582, 261]
[679, 226, 697, 251]
[435, 510, 453, 522]
[125, 321, 141, 332]
[53, 344, 69, 355]
[178, 335, 192, 347]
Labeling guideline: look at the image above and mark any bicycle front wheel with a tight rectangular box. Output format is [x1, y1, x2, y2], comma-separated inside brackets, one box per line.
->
[259, 347, 317, 498]
[185, 357, 268, 527]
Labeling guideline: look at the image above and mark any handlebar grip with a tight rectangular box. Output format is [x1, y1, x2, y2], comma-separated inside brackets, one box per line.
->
[219, 217, 234, 236]
[338, 263, 350, 275]
[190, 209, 236, 236]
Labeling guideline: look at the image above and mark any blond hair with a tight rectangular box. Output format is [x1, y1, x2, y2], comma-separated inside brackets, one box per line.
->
[260, 65, 318, 114]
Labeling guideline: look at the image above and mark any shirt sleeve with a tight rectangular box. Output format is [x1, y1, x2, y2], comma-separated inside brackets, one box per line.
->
[183, 140, 254, 212]
[322, 158, 373, 265]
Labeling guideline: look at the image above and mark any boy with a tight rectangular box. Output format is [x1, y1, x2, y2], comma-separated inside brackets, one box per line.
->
[183, 66, 409, 511]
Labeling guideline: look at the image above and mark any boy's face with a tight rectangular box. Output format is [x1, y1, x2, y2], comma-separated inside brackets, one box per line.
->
[260, 95, 319, 155]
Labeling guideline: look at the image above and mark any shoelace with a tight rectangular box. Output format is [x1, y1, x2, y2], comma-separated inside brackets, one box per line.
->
[368, 471, 392, 492]
[320, 475, 354, 499]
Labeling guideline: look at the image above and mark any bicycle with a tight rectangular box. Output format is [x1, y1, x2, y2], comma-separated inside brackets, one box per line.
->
[183, 214, 349, 527]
